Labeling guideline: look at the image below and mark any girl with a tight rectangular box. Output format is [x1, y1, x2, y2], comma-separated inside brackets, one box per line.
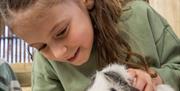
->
[0, 0, 180, 91]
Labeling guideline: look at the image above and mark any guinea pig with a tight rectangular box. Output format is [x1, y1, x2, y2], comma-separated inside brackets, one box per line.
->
[86, 64, 174, 91]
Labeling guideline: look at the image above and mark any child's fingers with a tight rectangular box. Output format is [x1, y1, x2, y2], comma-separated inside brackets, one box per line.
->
[128, 68, 137, 85]
[134, 75, 147, 91]
[129, 68, 154, 91]
[144, 83, 155, 91]
[128, 68, 137, 78]
[128, 69, 145, 90]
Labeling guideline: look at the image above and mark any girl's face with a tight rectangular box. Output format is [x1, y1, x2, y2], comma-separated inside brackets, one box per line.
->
[10, 0, 94, 65]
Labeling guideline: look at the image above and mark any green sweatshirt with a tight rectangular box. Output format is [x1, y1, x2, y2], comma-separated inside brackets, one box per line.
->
[32, 0, 180, 91]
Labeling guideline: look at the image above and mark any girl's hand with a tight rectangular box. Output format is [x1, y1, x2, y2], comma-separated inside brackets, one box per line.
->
[128, 68, 163, 91]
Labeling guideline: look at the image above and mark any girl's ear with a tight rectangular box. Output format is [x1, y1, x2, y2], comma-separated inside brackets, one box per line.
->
[83, 0, 94, 10]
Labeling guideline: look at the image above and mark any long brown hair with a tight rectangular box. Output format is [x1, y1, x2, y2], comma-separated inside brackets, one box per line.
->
[0, 0, 153, 74]
[89, 0, 157, 78]
[89, 0, 144, 67]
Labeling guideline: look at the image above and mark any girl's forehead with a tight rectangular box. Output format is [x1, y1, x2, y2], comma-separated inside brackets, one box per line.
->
[10, 0, 76, 26]
[10, 1, 59, 29]
[10, 8, 47, 31]
[9, 1, 71, 42]
[8, 5, 56, 40]
[9, 0, 81, 33]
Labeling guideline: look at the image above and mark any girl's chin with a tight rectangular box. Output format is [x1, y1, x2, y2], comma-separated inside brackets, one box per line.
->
[71, 59, 86, 66]
[71, 57, 89, 66]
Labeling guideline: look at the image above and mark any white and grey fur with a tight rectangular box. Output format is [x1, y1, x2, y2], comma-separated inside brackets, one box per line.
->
[86, 64, 174, 91]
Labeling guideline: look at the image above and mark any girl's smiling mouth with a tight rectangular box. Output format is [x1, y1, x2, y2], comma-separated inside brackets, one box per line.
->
[67, 47, 80, 62]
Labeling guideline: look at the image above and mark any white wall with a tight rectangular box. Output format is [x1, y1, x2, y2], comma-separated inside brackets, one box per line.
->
[149, 0, 180, 38]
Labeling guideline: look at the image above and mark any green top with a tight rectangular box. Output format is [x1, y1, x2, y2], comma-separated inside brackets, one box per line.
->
[32, 0, 180, 91]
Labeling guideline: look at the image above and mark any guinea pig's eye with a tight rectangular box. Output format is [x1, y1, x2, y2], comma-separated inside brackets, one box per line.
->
[110, 88, 117, 91]
[120, 81, 128, 86]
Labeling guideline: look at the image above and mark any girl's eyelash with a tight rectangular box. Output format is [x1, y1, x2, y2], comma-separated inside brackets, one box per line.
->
[56, 28, 67, 37]
[56, 23, 69, 38]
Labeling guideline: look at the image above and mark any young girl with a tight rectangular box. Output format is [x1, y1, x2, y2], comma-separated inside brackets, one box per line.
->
[0, 0, 180, 91]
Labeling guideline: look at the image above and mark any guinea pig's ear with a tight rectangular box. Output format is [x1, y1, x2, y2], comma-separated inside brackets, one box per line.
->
[83, 0, 94, 10]
[104, 71, 129, 86]
[103, 71, 118, 84]
[90, 74, 96, 82]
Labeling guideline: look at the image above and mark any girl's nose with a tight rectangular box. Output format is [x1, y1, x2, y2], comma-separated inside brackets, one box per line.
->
[50, 43, 67, 60]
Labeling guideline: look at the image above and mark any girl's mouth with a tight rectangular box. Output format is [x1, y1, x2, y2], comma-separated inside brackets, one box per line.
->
[67, 47, 80, 62]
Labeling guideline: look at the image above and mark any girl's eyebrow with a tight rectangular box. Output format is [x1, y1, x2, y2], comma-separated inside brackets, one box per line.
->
[29, 19, 69, 48]
[28, 21, 62, 48]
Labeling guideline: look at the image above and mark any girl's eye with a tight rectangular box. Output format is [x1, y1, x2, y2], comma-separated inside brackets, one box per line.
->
[55, 23, 70, 39]
[38, 44, 47, 51]
[56, 28, 67, 38]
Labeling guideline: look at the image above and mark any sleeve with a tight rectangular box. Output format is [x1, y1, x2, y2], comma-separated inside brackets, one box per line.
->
[32, 52, 64, 91]
[147, 6, 180, 91]
[0, 59, 21, 91]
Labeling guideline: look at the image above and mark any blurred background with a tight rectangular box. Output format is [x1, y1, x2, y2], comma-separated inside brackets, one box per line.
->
[150, 0, 180, 38]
